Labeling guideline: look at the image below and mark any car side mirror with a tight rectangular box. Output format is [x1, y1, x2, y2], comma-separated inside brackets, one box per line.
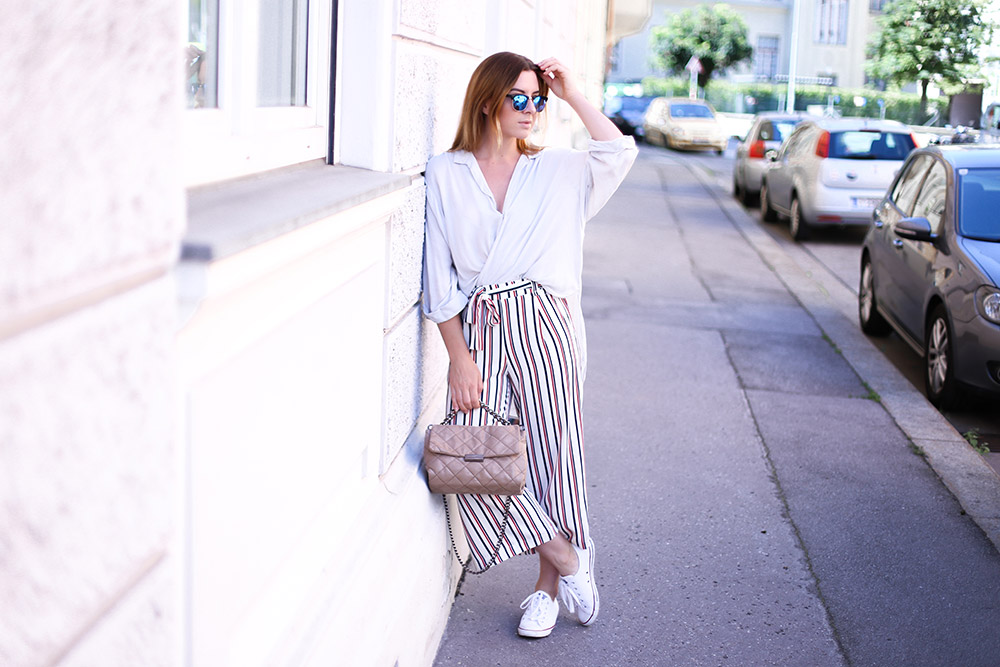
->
[765, 149, 779, 162]
[894, 216, 936, 242]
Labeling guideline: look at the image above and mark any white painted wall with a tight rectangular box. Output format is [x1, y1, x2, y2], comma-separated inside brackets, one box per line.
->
[0, 0, 184, 665]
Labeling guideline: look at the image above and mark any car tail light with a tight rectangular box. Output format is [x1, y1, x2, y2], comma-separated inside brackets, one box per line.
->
[815, 131, 830, 158]
[749, 140, 766, 158]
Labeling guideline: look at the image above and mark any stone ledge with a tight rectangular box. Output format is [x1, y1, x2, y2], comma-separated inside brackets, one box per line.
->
[185, 160, 415, 261]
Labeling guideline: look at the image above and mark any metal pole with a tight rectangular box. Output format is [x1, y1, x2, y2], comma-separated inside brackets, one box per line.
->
[787, 0, 800, 112]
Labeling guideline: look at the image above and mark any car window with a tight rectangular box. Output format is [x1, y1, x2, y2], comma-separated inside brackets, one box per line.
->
[890, 155, 932, 216]
[829, 131, 915, 159]
[787, 126, 813, 157]
[758, 121, 775, 141]
[779, 128, 801, 157]
[622, 97, 654, 112]
[669, 103, 714, 118]
[910, 161, 947, 234]
[773, 120, 799, 142]
[959, 168, 1000, 241]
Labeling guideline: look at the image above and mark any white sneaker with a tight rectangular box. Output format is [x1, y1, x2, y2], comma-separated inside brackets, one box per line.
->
[558, 537, 599, 626]
[517, 591, 559, 638]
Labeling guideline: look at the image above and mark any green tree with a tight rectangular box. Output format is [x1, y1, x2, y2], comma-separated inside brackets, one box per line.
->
[649, 5, 753, 90]
[867, 0, 993, 120]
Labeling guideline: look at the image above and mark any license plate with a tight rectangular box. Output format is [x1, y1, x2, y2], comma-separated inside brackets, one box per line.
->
[852, 197, 880, 209]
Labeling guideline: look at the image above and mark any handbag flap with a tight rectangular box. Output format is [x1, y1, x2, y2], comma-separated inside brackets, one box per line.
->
[425, 424, 524, 458]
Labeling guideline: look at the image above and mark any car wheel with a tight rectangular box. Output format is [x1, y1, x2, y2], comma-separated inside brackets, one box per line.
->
[733, 173, 743, 202]
[789, 196, 810, 241]
[760, 182, 778, 222]
[924, 304, 960, 409]
[858, 255, 891, 336]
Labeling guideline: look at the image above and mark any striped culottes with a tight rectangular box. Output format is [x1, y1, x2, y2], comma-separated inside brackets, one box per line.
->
[451, 279, 591, 570]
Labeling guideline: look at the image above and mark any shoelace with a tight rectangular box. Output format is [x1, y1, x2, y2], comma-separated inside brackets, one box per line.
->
[557, 580, 581, 614]
[520, 591, 554, 622]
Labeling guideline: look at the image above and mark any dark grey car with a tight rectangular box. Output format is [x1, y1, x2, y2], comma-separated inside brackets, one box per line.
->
[859, 145, 1000, 407]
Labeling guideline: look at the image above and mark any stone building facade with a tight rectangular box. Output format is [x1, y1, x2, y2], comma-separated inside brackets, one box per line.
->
[1, 0, 620, 665]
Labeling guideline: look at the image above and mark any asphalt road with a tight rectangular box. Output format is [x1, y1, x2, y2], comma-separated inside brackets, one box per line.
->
[433, 145, 1000, 666]
[686, 144, 1000, 462]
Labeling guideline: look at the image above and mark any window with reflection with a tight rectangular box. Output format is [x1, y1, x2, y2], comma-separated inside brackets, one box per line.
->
[259, 0, 310, 107]
[891, 155, 932, 216]
[186, 0, 219, 108]
[911, 161, 947, 234]
[959, 168, 1000, 241]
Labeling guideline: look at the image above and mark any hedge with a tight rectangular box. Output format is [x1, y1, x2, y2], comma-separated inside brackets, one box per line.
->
[638, 77, 940, 125]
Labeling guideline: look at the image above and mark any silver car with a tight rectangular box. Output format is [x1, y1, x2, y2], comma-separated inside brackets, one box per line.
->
[761, 118, 917, 240]
[859, 145, 1000, 407]
[732, 112, 809, 205]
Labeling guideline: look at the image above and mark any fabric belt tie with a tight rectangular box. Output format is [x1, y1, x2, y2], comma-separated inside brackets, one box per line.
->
[464, 279, 538, 351]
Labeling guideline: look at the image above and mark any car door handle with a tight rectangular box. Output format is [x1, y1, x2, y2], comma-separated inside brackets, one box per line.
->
[892, 239, 904, 249]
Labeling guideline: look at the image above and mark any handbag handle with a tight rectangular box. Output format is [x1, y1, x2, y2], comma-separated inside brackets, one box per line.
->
[440, 400, 513, 427]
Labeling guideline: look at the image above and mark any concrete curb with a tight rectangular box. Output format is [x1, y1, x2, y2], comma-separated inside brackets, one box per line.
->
[688, 162, 1000, 554]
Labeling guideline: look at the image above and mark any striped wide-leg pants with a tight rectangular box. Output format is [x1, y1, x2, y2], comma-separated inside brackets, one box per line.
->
[451, 279, 590, 570]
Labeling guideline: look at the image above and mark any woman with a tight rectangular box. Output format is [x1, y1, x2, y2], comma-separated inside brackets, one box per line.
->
[422, 52, 636, 638]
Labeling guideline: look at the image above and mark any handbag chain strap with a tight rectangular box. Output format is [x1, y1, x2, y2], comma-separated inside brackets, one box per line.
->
[443, 494, 513, 576]
[440, 400, 511, 426]
[439, 400, 516, 577]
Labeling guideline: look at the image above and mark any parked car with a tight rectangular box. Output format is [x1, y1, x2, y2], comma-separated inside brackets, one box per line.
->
[732, 112, 810, 205]
[859, 145, 1000, 407]
[604, 95, 657, 140]
[642, 97, 727, 154]
[760, 118, 917, 240]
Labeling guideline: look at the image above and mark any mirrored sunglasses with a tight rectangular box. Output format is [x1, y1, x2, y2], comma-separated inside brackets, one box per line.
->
[506, 93, 547, 112]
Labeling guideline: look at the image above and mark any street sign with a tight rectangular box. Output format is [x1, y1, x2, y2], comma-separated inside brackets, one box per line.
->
[686, 56, 701, 99]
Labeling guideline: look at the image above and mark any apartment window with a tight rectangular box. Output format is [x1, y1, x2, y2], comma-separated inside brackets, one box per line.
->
[869, 0, 886, 11]
[754, 36, 780, 79]
[183, 0, 333, 186]
[258, 0, 309, 106]
[815, 0, 849, 45]
[186, 0, 218, 108]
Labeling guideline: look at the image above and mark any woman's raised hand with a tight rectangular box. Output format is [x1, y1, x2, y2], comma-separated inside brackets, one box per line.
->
[536, 58, 579, 100]
[535, 56, 623, 141]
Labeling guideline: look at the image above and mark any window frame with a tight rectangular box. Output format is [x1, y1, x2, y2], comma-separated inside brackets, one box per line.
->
[754, 35, 780, 80]
[183, 0, 334, 187]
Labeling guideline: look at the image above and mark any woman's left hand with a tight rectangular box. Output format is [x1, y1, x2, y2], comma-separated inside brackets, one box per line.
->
[536, 58, 579, 100]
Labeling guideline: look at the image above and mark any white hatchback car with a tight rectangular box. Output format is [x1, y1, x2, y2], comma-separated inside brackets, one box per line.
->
[760, 118, 916, 240]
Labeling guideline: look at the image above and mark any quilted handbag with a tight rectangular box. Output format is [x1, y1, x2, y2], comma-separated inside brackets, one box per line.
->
[424, 403, 527, 496]
[424, 402, 527, 575]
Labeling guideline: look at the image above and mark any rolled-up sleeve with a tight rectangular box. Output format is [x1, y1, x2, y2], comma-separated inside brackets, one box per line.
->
[422, 164, 468, 323]
[583, 135, 638, 220]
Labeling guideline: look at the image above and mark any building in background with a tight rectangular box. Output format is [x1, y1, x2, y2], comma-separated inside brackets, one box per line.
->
[610, 0, 881, 92]
[1, 1, 625, 665]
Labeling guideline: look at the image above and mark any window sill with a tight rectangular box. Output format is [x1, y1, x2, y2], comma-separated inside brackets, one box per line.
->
[184, 160, 415, 262]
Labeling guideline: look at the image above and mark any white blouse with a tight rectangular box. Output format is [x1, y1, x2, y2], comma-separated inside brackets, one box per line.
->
[422, 135, 638, 330]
